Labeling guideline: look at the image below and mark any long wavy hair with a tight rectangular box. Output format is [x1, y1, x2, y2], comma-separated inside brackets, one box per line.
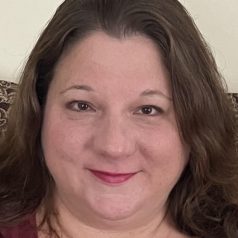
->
[0, 0, 237, 237]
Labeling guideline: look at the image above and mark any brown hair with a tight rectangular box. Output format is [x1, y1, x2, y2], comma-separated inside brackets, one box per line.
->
[0, 0, 237, 237]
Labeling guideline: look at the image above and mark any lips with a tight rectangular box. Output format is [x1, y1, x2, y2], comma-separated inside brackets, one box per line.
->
[89, 170, 137, 184]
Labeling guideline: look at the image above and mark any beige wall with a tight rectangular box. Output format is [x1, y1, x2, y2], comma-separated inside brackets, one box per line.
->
[0, 0, 238, 92]
[181, 0, 238, 92]
[0, 0, 63, 81]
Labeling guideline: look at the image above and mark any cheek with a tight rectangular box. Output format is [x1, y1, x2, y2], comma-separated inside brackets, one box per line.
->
[41, 115, 92, 193]
[140, 123, 189, 185]
[41, 112, 93, 185]
[42, 113, 90, 158]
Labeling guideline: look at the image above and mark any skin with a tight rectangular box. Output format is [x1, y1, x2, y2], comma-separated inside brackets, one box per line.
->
[40, 31, 190, 237]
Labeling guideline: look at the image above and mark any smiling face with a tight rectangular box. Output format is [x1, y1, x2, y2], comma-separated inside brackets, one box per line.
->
[41, 31, 190, 228]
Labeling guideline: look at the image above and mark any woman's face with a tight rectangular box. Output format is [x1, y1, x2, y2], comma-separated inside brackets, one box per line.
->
[41, 31, 190, 226]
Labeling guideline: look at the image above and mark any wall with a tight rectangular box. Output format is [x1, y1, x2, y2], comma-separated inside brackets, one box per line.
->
[181, 0, 238, 92]
[0, 0, 63, 81]
[0, 0, 237, 92]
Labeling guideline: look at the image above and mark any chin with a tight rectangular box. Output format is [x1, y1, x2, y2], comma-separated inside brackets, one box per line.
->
[86, 193, 143, 221]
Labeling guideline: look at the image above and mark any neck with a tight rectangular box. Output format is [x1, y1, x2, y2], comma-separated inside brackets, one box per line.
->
[66, 210, 169, 238]
[36, 206, 178, 238]
[36, 193, 188, 238]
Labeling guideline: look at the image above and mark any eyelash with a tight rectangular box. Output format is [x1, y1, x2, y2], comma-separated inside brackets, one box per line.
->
[135, 105, 164, 116]
[66, 101, 163, 116]
[66, 101, 95, 112]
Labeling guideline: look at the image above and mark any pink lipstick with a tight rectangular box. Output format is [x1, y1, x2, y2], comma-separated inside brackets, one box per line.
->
[90, 170, 136, 184]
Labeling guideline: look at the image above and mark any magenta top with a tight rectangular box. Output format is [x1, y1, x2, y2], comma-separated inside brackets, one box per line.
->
[0, 215, 37, 238]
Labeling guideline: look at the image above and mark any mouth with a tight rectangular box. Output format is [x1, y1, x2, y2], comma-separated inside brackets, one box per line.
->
[89, 169, 137, 185]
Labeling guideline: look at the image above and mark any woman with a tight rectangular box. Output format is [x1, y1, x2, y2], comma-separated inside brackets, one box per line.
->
[0, 0, 237, 237]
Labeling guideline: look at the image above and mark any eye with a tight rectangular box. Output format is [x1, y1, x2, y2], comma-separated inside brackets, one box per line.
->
[135, 105, 163, 116]
[66, 101, 95, 112]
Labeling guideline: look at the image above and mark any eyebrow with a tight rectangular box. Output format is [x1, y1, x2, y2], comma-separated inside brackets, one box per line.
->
[140, 89, 172, 101]
[60, 85, 94, 94]
[60, 84, 172, 101]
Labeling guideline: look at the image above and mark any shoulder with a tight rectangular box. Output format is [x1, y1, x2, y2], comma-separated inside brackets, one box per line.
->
[0, 215, 37, 238]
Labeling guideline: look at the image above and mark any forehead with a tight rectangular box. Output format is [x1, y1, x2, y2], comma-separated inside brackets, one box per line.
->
[52, 31, 171, 96]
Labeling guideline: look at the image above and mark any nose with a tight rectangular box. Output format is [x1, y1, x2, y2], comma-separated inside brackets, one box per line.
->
[91, 115, 136, 159]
